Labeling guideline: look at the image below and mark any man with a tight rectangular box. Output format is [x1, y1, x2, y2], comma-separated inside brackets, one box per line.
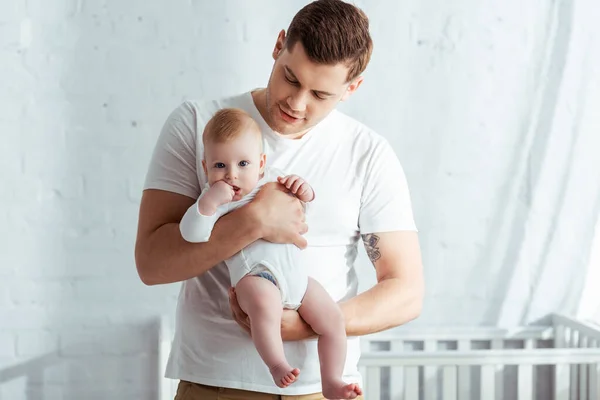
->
[135, 0, 424, 399]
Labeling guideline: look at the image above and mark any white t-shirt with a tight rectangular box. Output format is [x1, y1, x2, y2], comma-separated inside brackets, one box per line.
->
[179, 167, 309, 309]
[144, 91, 417, 395]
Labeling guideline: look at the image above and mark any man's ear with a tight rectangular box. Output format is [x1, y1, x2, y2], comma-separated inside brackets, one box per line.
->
[272, 29, 286, 60]
[340, 76, 364, 101]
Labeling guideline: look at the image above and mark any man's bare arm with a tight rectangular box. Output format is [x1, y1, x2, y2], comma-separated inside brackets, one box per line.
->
[134, 189, 261, 285]
[135, 183, 308, 286]
[340, 231, 424, 336]
[274, 230, 423, 341]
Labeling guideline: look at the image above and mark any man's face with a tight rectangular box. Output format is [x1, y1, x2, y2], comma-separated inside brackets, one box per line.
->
[264, 34, 363, 137]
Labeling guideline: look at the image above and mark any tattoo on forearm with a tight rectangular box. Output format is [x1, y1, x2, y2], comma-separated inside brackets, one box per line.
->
[362, 234, 381, 264]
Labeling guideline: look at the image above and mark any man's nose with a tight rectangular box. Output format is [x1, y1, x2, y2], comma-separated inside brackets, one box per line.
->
[287, 90, 308, 113]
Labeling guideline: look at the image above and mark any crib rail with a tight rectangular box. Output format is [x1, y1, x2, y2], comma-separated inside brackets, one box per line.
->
[358, 315, 600, 400]
[360, 348, 600, 366]
[552, 315, 600, 400]
[359, 349, 600, 400]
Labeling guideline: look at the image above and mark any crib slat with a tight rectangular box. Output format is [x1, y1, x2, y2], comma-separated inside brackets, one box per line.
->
[480, 365, 495, 400]
[570, 329, 580, 400]
[390, 340, 404, 399]
[589, 363, 599, 400]
[555, 325, 566, 348]
[443, 365, 457, 400]
[491, 339, 504, 400]
[553, 323, 567, 400]
[159, 317, 174, 400]
[458, 340, 470, 400]
[358, 365, 367, 388]
[518, 364, 533, 400]
[555, 364, 570, 400]
[581, 364, 589, 400]
[552, 315, 600, 342]
[366, 366, 381, 400]
[405, 366, 419, 399]
[524, 337, 537, 400]
[580, 336, 589, 400]
[424, 340, 437, 400]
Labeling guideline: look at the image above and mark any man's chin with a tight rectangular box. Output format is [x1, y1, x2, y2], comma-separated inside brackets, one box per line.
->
[271, 122, 306, 136]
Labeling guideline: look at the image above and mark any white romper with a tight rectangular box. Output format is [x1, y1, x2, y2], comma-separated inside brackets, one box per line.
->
[179, 167, 309, 309]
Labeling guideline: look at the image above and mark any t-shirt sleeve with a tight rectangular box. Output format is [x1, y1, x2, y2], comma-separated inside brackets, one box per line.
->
[358, 138, 418, 234]
[143, 101, 201, 199]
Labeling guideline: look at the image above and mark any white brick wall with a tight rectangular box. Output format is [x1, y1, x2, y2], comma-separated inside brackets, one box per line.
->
[3, 0, 590, 398]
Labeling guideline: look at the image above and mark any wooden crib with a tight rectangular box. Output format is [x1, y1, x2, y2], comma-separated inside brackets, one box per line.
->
[159, 314, 600, 400]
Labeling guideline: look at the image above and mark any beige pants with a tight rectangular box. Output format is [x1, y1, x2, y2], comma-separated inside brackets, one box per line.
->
[174, 381, 365, 400]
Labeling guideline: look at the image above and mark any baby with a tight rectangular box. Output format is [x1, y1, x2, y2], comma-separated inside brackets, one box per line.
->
[179, 108, 362, 399]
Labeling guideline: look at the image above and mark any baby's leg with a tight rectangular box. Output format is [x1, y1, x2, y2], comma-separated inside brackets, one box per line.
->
[235, 274, 299, 388]
[297, 278, 362, 400]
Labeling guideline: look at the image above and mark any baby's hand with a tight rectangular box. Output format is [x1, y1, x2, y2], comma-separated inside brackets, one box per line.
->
[198, 181, 235, 215]
[277, 175, 315, 202]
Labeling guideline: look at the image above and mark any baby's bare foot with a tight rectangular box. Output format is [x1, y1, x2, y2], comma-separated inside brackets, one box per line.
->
[269, 363, 300, 388]
[322, 380, 362, 399]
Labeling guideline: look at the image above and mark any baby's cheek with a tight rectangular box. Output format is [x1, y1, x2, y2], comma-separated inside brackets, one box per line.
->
[206, 172, 220, 186]
[249, 176, 261, 189]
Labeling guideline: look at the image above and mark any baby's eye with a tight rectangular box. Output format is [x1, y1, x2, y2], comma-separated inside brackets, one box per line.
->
[239, 161, 249, 167]
[214, 163, 225, 168]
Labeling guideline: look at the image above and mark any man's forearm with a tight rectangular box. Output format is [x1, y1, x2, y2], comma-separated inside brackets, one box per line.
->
[282, 278, 422, 341]
[340, 278, 423, 337]
[136, 206, 261, 285]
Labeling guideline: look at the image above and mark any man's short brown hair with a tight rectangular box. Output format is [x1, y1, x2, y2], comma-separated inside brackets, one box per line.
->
[203, 108, 261, 146]
[285, 0, 373, 82]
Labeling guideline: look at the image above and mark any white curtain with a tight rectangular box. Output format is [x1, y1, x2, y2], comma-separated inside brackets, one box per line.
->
[350, 0, 600, 328]
[482, 0, 600, 327]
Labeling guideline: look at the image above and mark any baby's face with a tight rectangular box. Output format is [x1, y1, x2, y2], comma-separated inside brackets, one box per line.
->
[203, 129, 265, 201]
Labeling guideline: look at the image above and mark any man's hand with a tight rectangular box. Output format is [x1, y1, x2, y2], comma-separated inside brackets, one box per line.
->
[277, 175, 315, 202]
[280, 308, 315, 341]
[228, 287, 251, 335]
[250, 182, 308, 249]
[198, 181, 234, 215]
[228, 287, 315, 340]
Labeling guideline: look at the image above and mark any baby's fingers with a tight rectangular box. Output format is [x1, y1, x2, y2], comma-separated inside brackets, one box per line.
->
[278, 175, 289, 186]
[291, 180, 305, 194]
[284, 176, 299, 190]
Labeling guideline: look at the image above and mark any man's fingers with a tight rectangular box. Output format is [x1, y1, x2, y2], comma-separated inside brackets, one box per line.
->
[229, 288, 243, 317]
[228, 289, 251, 334]
[294, 234, 308, 250]
[228, 289, 239, 314]
[299, 222, 308, 235]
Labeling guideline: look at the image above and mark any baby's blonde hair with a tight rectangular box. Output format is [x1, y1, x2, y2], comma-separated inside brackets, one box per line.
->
[202, 108, 262, 147]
